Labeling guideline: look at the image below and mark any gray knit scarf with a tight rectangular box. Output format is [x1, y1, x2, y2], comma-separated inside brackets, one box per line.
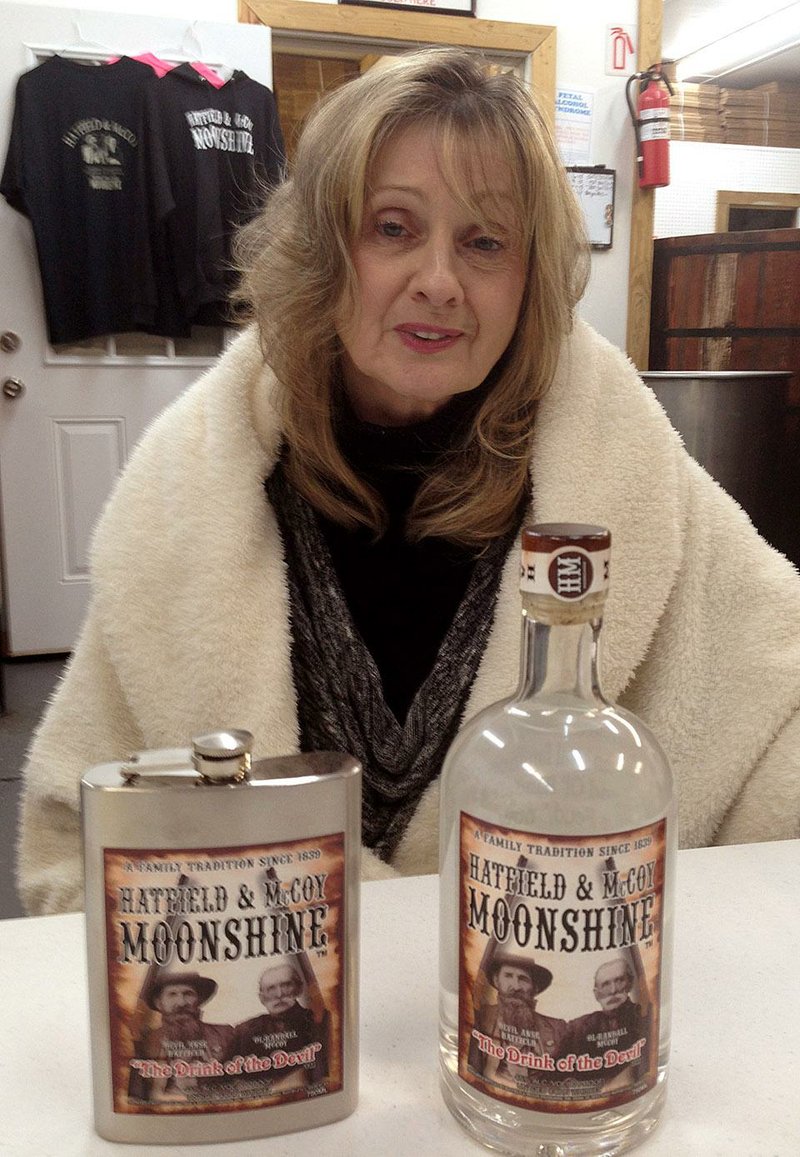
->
[266, 461, 518, 863]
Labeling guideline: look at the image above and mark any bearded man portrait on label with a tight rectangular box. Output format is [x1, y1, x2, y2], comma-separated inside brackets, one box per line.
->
[17, 47, 800, 917]
[468, 953, 566, 1091]
[134, 971, 234, 1105]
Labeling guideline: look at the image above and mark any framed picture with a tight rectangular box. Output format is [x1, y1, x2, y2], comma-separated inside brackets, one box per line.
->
[339, 0, 476, 17]
[566, 166, 616, 249]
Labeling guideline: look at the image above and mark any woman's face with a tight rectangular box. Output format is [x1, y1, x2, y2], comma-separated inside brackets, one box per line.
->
[336, 125, 526, 426]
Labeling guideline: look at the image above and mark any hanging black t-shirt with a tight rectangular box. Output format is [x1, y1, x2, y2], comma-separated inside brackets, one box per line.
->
[0, 55, 159, 344]
[144, 64, 285, 329]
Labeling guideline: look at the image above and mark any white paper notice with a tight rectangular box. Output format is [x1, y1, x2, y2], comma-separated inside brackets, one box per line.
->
[555, 88, 594, 165]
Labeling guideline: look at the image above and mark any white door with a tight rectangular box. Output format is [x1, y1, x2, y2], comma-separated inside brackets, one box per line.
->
[0, 4, 272, 655]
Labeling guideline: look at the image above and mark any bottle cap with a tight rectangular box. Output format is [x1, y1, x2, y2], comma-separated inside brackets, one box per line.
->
[520, 524, 610, 603]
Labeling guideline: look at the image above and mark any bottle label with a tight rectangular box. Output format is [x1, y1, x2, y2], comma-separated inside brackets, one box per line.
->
[520, 545, 610, 600]
[458, 813, 666, 1112]
[102, 834, 345, 1114]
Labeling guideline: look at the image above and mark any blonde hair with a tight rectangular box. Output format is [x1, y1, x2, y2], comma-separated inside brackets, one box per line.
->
[234, 47, 589, 548]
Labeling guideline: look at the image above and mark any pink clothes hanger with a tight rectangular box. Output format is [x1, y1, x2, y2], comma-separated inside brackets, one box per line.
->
[132, 53, 175, 77]
[104, 54, 224, 86]
[105, 52, 175, 77]
[189, 61, 225, 88]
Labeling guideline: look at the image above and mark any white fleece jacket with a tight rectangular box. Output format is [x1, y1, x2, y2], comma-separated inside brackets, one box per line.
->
[17, 321, 800, 914]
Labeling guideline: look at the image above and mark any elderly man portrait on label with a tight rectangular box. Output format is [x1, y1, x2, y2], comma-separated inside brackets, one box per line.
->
[232, 960, 328, 1092]
[16, 47, 800, 917]
[560, 956, 652, 1092]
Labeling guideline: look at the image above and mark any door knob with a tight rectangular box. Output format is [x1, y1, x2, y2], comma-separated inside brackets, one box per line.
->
[2, 377, 25, 398]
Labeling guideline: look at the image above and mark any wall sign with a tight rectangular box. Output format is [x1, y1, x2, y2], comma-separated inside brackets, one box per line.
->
[558, 87, 592, 166]
[566, 166, 616, 249]
[606, 25, 637, 75]
[340, 0, 475, 15]
[555, 87, 594, 166]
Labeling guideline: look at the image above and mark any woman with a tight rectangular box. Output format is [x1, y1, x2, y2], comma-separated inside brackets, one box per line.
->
[17, 49, 800, 916]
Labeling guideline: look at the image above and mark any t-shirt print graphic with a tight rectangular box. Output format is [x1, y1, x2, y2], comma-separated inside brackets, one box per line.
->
[184, 108, 256, 155]
[63, 119, 138, 191]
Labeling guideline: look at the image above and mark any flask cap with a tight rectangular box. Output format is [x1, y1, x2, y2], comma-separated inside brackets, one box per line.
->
[191, 729, 253, 782]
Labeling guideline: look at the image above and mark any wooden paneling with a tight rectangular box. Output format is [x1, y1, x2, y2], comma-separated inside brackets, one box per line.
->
[273, 53, 360, 161]
[649, 227, 800, 563]
[651, 228, 800, 389]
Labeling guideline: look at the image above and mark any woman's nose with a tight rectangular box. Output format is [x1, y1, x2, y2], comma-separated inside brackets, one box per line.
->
[408, 238, 464, 307]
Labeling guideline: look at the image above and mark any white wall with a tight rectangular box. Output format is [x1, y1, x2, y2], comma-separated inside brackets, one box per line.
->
[12, 0, 238, 18]
[481, 1, 639, 350]
[10, 0, 639, 348]
[655, 141, 800, 237]
[6, 2, 270, 82]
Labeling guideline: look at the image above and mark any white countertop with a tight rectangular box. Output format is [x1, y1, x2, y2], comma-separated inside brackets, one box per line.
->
[1, 840, 799, 1156]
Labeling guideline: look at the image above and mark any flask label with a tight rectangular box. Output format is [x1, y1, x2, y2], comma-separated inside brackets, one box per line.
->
[458, 813, 666, 1112]
[102, 834, 345, 1114]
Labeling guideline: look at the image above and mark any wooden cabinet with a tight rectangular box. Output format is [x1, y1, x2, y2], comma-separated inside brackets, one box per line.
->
[649, 228, 800, 566]
[650, 228, 800, 398]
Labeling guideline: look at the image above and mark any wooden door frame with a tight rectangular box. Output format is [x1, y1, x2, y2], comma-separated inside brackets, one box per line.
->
[716, 190, 800, 231]
[627, 0, 663, 369]
[239, 0, 556, 122]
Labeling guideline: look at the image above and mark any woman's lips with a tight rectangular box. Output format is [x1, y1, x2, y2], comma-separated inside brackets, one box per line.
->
[394, 323, 463, 353]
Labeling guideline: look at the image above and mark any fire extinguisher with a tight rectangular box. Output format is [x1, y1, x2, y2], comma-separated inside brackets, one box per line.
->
[625, 66, 674, 188]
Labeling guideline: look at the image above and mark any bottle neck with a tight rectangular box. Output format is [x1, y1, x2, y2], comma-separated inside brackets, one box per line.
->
[516, 598, 606, 704]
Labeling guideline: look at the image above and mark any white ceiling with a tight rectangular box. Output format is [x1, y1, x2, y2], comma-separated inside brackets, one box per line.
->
[662, 0, 800, 87]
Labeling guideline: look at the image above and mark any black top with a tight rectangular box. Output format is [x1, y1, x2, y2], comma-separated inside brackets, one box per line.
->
[144, 64, 285, 329]
[1, 55, 158, 343]
[266, 433, 518, 858]
[317, 392, 486, 722]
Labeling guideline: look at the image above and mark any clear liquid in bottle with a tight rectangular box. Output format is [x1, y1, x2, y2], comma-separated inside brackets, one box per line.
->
[438, 524, 676, 1156]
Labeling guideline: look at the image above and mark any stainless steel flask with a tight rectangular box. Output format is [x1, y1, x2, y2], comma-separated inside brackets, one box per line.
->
[81, 731, 361, 1143]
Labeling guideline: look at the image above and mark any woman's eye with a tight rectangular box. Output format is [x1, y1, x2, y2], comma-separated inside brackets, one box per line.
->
[469, 235, 503, 252]
[376, 218, 406, 238]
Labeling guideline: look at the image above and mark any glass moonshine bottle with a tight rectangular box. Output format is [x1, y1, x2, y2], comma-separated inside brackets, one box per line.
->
[439, 524, 676, 1156]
